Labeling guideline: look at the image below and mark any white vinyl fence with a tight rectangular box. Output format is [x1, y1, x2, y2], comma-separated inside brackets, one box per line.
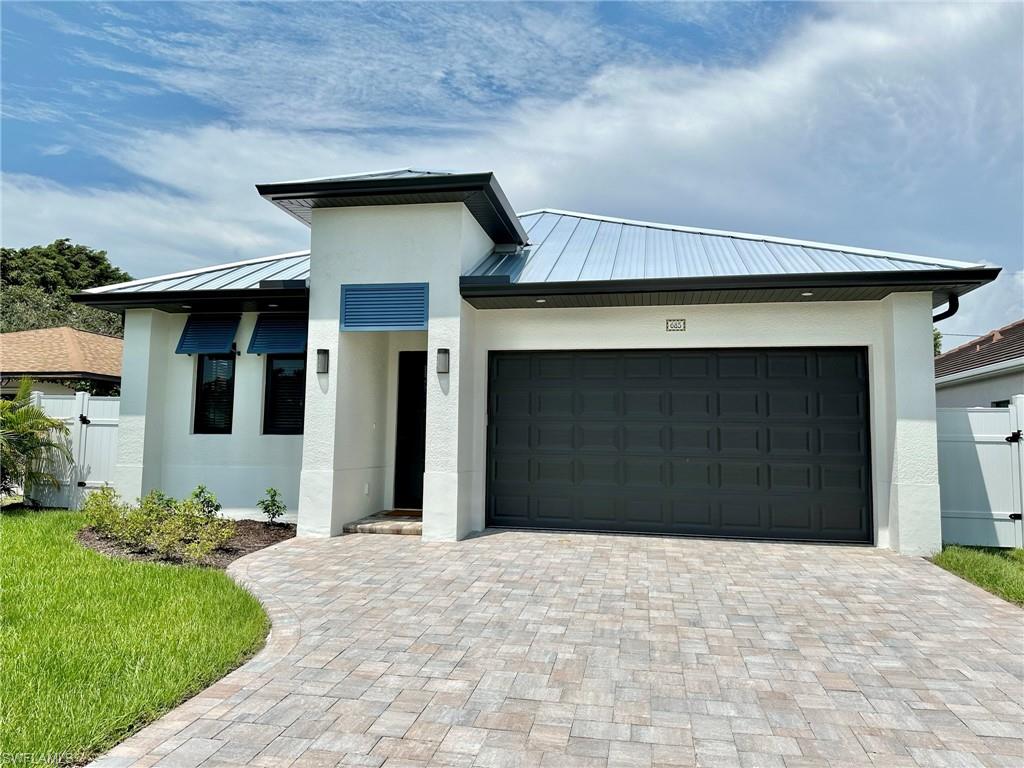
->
[937, 394, 1024, 548]
[28, 391, 120, 509]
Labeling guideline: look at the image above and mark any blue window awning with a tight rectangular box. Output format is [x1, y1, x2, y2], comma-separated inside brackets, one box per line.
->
[247, 313, 308, 354]
[175, 314, 240, 354]
[340, 283, 428, 331]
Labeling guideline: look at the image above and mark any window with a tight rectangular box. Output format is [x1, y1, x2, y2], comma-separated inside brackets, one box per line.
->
[264, 354, 306, 434]
[194, 354, 235, 434]
[992, 399, 1011, 408]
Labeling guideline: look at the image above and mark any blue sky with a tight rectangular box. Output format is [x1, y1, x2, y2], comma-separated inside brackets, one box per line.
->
[2, 2, 1021, 345]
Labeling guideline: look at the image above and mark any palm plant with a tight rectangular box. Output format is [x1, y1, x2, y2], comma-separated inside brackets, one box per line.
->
[0, 379, 73, 497]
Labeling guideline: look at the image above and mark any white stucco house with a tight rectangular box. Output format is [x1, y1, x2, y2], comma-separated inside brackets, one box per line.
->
[935, 319, 1024, 408]
[76, 169, 1000, 555]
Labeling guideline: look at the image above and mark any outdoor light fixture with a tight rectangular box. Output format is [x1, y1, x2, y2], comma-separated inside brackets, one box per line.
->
[801, 291, 814, 297]
[437, 348, 450, 374]
[535, 298, 547, 304]
[316, 348, 329, 374]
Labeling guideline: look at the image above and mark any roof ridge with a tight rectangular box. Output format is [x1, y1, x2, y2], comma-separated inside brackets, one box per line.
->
[86, 250, 310, 294]
[516, 208, 984, 270]
[63, 326, 85, 370]
[936, 317, 1024, 359]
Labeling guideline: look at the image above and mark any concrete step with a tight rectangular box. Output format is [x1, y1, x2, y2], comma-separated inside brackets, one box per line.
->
[343, 511, 422, 535]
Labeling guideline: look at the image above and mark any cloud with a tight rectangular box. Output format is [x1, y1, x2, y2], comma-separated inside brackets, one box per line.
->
[2, 2, 1021, 340]
[39, 144, 71, 157]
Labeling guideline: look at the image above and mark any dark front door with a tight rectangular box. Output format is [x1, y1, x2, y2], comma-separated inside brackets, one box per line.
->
[486, 348, 872, 543]
[393, 351, 427, 509]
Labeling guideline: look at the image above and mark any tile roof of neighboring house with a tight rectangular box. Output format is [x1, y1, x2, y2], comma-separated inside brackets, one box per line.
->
[0, 327, 122, 380]
[934, 318, 1024, 378]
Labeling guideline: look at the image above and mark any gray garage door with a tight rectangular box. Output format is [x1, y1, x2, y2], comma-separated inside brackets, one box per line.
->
[486, 348, 872, 543]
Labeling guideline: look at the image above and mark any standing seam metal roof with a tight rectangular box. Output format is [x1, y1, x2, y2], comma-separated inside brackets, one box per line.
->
[470, 210, 982, 284]
[86, 209, 985, 296]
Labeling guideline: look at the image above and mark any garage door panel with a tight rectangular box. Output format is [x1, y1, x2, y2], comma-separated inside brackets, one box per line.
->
[670, 460, 715, 488]
[578, 423, 620, 451]
[719, 425, 763, 455]
[622, 424, 665, 451]
[719, 390, 762, 418]
[670, 425, 715, 452]
[487, 348, 872, 543]
[532, 423, 574, 451]
[767, 426, 814, 454]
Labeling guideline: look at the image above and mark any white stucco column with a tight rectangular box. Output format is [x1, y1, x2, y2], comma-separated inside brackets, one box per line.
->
[296, 203, 494, 538]
[882, 292, 943, 555]
[112, 309, 170, 502]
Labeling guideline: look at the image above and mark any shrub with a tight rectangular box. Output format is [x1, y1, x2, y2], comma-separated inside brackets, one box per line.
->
[256, 487, 287, 525]
[81, 486, 125, 536]
[84, 485, 235, 564]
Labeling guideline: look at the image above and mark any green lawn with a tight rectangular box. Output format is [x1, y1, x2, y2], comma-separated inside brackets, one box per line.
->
[0, 508, 268, 766]
[932, 544, 1024, 607]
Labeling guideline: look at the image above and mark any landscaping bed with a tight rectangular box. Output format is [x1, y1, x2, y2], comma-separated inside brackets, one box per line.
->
[0, 508, 269, 766]
[932, 544, 1024, 607]
[78, 517, 295, 569]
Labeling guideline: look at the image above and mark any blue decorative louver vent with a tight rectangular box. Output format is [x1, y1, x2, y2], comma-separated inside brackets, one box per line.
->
[247, 313, 308, 354]
[340, 283, 429, 331]
[175, 314, 240, 354]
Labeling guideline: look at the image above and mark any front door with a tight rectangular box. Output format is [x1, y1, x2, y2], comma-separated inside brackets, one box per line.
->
[393, 351, 427, 509]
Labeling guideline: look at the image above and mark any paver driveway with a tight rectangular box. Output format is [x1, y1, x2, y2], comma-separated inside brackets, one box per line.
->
[93, 531, 1023, 768]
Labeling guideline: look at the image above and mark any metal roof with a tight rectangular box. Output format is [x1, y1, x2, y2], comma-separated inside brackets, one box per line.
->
[468, 210, 985, 284]
[84, 251, 310, 295]
[256, 170, 528, 245]
[81, 208, 996, 314]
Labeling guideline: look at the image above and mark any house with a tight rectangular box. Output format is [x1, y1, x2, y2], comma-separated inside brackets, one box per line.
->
[0, 326, 122, 397]
[75, 169, 1000, 555]
[935, 319, 1024, 407]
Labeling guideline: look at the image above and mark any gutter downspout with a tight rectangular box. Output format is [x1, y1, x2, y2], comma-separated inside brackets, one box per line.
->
[932, 293, 959, 322]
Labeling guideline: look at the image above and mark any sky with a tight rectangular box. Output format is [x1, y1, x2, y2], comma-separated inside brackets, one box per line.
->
[2, 1, 1022, 348]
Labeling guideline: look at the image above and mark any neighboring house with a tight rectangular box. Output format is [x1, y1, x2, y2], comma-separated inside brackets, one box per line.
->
[935, 319, 1024, 407]
[0, 326, 122, 397]
[75, 169, 1000, 555]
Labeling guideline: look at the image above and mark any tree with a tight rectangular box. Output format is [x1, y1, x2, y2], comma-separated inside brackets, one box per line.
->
[1, 239, 131, 292]
[0, 379, 73, 498]
[0, 239, 131, 337]
[933, 327, 943, 356]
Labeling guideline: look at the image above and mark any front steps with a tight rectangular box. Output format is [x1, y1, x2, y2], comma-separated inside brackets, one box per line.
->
[342, 510, 422, 535]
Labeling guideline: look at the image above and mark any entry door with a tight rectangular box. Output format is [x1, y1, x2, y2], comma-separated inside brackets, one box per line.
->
[393, 351, 427, 509]
[486, 348, 873, 543]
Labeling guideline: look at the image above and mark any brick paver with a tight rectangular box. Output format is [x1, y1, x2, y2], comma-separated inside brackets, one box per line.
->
[91, 531, 1024, 768]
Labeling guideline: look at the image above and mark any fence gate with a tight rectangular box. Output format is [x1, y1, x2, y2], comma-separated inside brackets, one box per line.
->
[937, 394, 1024, 548]
[29, 391, 120, 510]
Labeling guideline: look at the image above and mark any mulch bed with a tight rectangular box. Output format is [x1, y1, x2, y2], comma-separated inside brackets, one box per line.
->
[77, 519, 296, 569]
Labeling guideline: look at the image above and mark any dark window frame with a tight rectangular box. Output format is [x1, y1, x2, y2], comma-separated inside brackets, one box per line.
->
[263, 353, 306, 435]
[194, 353, 236, 434]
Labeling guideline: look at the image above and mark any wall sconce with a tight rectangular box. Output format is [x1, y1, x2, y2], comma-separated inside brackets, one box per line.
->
[437, 348, 450, 374]
[316, 348, 329, 374]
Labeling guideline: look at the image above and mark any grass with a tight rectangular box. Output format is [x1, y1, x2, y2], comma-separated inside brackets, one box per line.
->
[0, 508, 269, 766]
[932, 544, 1024, 607]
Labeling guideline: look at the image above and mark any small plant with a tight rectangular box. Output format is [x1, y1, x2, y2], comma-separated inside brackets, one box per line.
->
[84, 485, 235, 564]
[256, 487, 287, 525]
[189, 485, 222, 518]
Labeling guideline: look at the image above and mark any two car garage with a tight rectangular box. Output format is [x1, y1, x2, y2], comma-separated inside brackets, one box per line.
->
[485, 348, 873, 544]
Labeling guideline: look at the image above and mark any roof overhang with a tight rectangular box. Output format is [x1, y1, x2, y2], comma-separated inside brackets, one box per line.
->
[72, 285, 309, 314]
[256, 172, 528, 245]
[459, 267, 1002, 309]
[0, 371, 121, 382]
[935, 356, 1024, 387]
